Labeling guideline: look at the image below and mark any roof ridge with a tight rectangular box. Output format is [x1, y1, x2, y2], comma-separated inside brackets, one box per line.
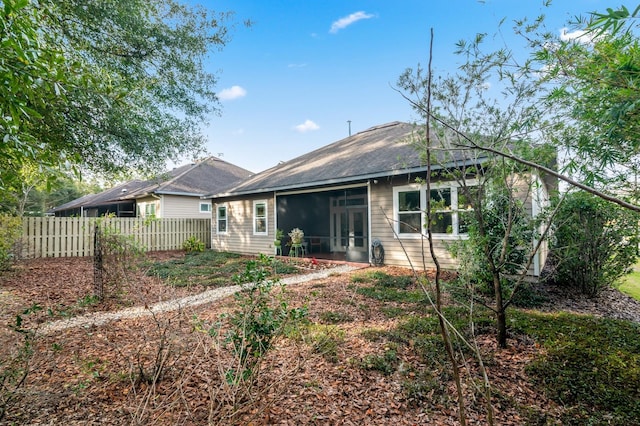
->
[155, 160, 200, 191]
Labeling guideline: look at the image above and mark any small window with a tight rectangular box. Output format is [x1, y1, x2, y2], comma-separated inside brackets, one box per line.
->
[430, 188, 453, 234]
[200, 202, 211, 213]
[253, 200, 267, 235]
[144, 203, 156, 218]
[398, 190, 422, 234]
[217, 205, 227, 234]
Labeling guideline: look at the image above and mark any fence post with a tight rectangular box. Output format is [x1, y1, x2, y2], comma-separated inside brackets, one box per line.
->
[93, 224, 104, 300]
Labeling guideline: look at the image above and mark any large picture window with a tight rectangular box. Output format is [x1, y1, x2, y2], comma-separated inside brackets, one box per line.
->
[217, 204, 227, 234]
[253, 200, 268, 235]
[393, 182, 476, 238]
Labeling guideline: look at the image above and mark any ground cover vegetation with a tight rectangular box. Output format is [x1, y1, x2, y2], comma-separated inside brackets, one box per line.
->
[0, 250, 639, 424]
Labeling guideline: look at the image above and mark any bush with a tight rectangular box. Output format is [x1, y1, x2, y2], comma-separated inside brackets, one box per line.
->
[94, 217, 146, 300]
[182, 236, 205, 252]
[0, 215, 22, 270]
[551, 191, 639, 296]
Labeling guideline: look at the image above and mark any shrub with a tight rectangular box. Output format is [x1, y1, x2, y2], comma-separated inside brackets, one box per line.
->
[182, 236, 205, 252]
[222, 254, 307, 383]
[0, 215, 22, 271]
[551, 191, 639, 296]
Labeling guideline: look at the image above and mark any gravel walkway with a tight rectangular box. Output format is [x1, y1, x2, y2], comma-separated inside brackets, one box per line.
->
[40, 264, 361, 335]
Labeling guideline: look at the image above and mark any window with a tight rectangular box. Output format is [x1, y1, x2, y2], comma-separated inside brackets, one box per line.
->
[217, 204, 227, 234]
[394, 182, 476, 238]
[143, 202, 156, 218]
[199, 202, 211, 213]
[253, 200, 267, 235]
[397, 189, 422, 234]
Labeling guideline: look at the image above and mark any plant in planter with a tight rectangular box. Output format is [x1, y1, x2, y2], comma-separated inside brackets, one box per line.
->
[274, 229, 284, 247]
[288, 228, 304, 245]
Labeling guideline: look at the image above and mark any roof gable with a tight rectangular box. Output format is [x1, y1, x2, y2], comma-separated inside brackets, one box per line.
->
[51, 157, 253, 213]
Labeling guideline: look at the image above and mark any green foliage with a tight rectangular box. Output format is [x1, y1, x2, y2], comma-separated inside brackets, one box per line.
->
[450, 182, 534, 289]
[531, 9, 640, 187]
[146, 251, 300, 287]
[307, 325, 345, 363]
[510, 310, 640, 424]
[359, 346, 398, 375]
[220, 254, 307, 383]
[0, 303, 41, 421]
[0, 215, 22, 270]
[182, 236, 205, 253]
[618, 263, 640, 301]
[1, 0, 237, 190]
[551, 191, 639, 296]
[318, 311, 354, 324]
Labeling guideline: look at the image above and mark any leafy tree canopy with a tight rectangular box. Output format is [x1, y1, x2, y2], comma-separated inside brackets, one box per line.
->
[521, 3, 640, 190]
[1, 0, 236, 192]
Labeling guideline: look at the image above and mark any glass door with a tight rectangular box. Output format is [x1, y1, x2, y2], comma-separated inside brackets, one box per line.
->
[330, 195, 368, 254]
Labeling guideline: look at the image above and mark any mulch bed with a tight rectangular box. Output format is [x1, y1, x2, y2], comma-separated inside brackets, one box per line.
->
[0, 251, 637, 424]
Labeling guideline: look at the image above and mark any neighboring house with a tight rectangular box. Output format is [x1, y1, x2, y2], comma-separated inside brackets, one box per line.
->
[206, 121, 555, 274]
[50, 157, 253, 218]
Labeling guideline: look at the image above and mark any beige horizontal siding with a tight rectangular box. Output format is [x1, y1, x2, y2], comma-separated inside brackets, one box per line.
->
[212, 195, 276, 256]
[161, 195, 211, 219]
[370, 181, 459, 271]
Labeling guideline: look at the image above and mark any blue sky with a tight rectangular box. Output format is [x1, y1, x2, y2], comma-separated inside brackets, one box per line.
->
[193, 0, 620, 173]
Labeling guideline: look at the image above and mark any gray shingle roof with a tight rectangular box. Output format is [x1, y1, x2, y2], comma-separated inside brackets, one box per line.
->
[210, 121, 474, 197]
[51, 157, 253, 213]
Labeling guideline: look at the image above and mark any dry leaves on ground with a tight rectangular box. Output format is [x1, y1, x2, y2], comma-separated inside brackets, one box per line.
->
[1, 251, 638, 425]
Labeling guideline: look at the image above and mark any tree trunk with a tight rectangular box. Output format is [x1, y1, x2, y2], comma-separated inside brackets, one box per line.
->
[494, 273, 507, 348]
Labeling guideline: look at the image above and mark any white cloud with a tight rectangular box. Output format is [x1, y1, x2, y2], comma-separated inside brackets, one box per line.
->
[560, 27, 597, 44]
[330, 11, 374, 34]
[288, 63, 308, 68]
[294, 119, 320, 133]
[217, 85, 247, 101]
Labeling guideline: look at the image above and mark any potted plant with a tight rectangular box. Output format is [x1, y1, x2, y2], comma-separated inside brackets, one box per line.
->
[274, 229, 284, 247]
[288, 227, 304, 245]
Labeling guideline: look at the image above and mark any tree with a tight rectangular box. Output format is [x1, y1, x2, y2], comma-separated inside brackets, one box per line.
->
[398, 30, 557, 349]
[1, 0, 237, 192]
[526, 4, 640, 190]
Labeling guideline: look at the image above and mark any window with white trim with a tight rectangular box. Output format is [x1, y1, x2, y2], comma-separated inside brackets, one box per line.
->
[216, 204, 228, 234]
[393, 182, 476, 238]
[199, 202, 211, 213]
[253, 200, 268, 235]
[142, 202, 156, 218]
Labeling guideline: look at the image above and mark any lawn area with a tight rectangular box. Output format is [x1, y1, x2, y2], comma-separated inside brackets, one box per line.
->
[619, 262, 640, 301]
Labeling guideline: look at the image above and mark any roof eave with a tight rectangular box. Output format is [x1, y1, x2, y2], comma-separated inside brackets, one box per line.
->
[206, 157, 489, 200]
[206, 165, 434, 199]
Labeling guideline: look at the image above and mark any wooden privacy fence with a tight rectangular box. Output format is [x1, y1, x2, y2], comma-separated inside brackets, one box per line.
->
[20, 217, 211, 259]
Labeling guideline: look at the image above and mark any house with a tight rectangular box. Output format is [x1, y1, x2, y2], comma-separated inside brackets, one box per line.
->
[50, 157, 253, 218]
[206, 122, 553, 273]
